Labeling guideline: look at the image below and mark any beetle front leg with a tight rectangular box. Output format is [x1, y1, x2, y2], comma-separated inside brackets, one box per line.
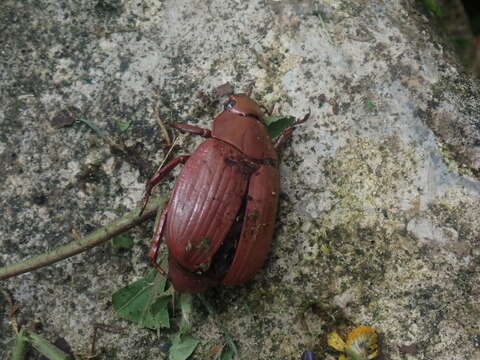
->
[147, 205, 168, 276]
[140, 155, 190, 216]
[170, 122, 211, 138]
[274, 112, 310, 150]
[260, 103, 275, 116]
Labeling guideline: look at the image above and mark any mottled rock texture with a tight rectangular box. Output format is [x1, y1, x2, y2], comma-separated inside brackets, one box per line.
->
[1, 0, 480, 359]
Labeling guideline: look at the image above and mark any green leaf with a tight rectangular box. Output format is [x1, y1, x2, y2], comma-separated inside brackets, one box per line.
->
[112, 269, 170, 329]
[77, 117, 107, 137]
[111, 234, 134, 251]
[196, 294, 239, 358]
[169, 334, 201, 360]
[27, 332, 72, 360]
[422, 0, 443, 17]
[115, 119, 132, 132]
[362, 99, 375, 113]
[220, 346, 235, 360]
[12, 329, 28, 360]
[265, 115, 295, 138]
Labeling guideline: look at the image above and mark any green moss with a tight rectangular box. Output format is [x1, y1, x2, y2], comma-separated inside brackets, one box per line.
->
[317, 137, 415, 232]
[362, 98, 376, 113]
[422, 0, 444, 17]
[279, 137, 423, 307]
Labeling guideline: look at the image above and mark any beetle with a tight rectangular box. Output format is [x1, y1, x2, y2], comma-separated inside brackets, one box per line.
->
[141, 93, 308, 293]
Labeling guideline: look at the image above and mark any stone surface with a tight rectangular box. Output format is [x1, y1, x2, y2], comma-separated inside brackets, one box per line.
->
[1, 0, 480, 359]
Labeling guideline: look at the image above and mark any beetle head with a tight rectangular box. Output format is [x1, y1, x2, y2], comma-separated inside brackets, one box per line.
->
[223, 94, 265, 122]
[213, 94, 277, 159]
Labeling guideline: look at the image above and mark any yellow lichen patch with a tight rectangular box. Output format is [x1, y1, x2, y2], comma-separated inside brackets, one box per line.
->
[319, 137, 417, 234]
[328, 331, 346, 352]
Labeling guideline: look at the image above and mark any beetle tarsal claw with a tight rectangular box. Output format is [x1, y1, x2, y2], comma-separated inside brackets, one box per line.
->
[138, 193, 149, 217]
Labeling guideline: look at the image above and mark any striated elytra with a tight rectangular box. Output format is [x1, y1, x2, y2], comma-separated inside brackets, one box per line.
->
[142, 93, 307, 292]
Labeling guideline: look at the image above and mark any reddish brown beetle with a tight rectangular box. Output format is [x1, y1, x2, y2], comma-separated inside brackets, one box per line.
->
[142, 94, 307, 293]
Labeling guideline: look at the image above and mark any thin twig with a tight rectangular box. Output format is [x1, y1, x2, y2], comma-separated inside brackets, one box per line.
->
[153, 135, 184, 175]
[90, 323, 126, 358]
[0, 196, 167, 281]
[147, 135, 184, 200]
[152, 101, 171, 146]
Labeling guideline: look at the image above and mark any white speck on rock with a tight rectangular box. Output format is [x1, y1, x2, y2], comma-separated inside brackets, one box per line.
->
[407, 216, 459, 247]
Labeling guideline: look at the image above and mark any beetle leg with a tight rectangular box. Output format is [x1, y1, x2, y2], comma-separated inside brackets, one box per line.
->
[274, 112, 311, 150]
[170, 122, 211, 138]
[260, 103, 275, 116]
[147, 205, 168, 276]
[140, 155, 190, 216]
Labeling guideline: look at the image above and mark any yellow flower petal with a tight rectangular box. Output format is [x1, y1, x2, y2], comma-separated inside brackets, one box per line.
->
[345, 326, 378, 359]
[327, 331, 346, 352]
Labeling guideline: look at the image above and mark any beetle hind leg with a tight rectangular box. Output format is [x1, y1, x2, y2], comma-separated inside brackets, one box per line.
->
[147, 205, 169, 276]
[140, 155, 190, 216]
[274, 112, 310, 150]
[260, 103, 275, 116]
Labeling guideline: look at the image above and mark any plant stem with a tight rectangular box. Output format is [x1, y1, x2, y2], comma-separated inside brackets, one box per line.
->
[28, 331, 72, 360]
[0, 196, 167, 281]
[11, 329, 28, 360]
[196, 294, 239, 357]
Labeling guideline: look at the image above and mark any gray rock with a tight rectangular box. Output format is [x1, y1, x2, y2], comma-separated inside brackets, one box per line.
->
[1, 0, 480, 359]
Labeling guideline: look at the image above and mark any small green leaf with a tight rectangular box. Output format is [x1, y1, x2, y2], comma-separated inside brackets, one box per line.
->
[169, 334, 201, 360]
[112, 269, 170, 329]
[196, 294, 239, 358]
[422, 0, 444, 17]
[363, 99, 375, 112]
[77, 117, 107, 137]
[112, 234, 134, 251]
[265, 115, 295, 138]
[115, 119, 132, 132]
